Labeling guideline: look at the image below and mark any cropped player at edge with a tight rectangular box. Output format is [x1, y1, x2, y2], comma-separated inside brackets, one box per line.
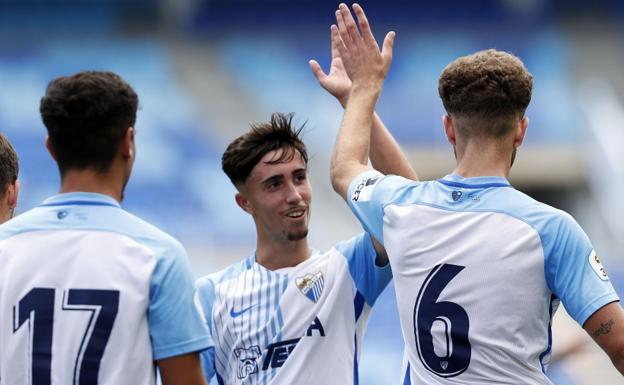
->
[194, 23, 416, 384]
[0, 72, 211, 385]
[0, 133, 19, 224]
[329, 3, 624, 384]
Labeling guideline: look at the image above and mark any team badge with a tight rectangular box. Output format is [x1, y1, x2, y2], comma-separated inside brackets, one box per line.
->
[295, 272, 324, 302]
[588, 250, 609, 281]
[451, 190, 462, 202]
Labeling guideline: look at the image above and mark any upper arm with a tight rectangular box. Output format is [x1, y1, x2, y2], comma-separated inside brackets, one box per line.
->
[149, 242, 213, 360]
[332, 162, 372, 201]
[336, 232, 392, 306]
[157, 352, 207, 385]
[583, 301, 624, 371]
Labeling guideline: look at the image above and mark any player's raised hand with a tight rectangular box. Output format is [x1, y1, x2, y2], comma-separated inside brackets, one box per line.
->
[309, 24, 352, 107]
[334, 3, 395, 89]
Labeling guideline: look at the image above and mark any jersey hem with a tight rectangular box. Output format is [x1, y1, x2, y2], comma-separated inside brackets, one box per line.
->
[153, 336, 214, 360]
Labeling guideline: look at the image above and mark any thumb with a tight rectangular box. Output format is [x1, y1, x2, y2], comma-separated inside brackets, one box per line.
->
[381, 31, 395, 65]
[309, 60, 327, 81]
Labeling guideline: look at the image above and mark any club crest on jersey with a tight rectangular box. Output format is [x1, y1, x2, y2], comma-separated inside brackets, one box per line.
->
[451, 190, 462, 202]
[588, 250, 609, 281]
[295, 272, 324, 302]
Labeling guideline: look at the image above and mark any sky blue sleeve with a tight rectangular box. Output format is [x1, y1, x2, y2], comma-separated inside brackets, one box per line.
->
[149, 240, 213, 360]
[195, 277, 217, 380]
[335, 232, 392, 306]
[543, 212, 619, 326]
[347, 171, 415, 245]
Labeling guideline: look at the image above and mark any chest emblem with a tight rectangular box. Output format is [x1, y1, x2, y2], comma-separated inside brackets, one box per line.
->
[295, 272, 324, 303]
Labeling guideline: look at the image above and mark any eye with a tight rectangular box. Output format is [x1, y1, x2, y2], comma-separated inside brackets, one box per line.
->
[266, 180, 281, 190]
[294, 172, 307, 183]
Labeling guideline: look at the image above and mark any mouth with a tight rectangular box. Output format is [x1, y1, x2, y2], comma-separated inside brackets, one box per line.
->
[284, 208, 306, 219]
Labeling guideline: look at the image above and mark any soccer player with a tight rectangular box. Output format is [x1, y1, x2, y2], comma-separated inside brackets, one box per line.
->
[0, 71, 211, 385]
[194, 29, 416, 383]
[329, 3, 624, 384]
[0, 133, 19, 224]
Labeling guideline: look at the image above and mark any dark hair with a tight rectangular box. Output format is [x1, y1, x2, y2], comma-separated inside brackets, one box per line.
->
[0, 133, 18, 194]
[438, 49, 533, 137]
[40, 71, 139, 174]
[222, 112, 308, 186]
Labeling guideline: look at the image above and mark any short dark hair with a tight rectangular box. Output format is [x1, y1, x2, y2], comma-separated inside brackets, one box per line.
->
[40, 71, 139, 174]
[0, 133, 18, 194]
[438, 49, 533, 137]
[222, 112, 308, 186]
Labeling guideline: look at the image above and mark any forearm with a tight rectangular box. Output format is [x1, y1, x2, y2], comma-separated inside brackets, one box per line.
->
[369, 112, 417, 180]
[330, 84, 380, 197]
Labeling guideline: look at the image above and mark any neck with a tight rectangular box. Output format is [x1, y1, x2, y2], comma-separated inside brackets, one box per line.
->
[255, 234, 310, 271]
[453, 139, 514, 178]
[59, 168, 124, 202]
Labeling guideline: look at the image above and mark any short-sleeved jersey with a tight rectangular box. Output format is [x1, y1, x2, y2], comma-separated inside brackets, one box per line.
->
[0, 192, 212, 385]
[195, 232, 391, 385]
[347, 172, 619, 385]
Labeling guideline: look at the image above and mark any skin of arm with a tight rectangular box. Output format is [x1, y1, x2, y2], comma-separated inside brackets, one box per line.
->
[157, 353, 208, 385]
[329, 3, 395, 200]
[583, 301, 624, 374]
[309, 10, 414, 182]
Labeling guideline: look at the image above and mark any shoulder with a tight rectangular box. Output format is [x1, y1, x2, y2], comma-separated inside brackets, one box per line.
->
[196, 258, 252, 293]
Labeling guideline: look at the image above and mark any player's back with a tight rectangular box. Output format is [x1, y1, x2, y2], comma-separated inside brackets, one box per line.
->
[348, 173, 618, 384]
[0, 192, 207, 385]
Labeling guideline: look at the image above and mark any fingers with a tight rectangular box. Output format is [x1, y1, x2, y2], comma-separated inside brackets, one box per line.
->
[308, 60, 326, 81]
[330, 24, 342, 60]
[338, 3, 361, 46]
[335, 7, 353, 49]
[332, 24, 348, 60]
[381, 31, 396, 65]
[352, 3, 377, 47]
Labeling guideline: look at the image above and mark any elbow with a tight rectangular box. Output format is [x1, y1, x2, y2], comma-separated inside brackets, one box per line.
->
[611, 348, 624, 375]
[329, 163, 343, 194]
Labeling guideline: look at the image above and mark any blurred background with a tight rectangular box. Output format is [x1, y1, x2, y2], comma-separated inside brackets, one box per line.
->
[1, 0, 623, 383]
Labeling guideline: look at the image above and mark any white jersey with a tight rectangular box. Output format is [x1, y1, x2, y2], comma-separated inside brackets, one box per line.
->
[195, 233, 391, 385]
[0, 192, 212, 385]
[347, 172, 619, 385]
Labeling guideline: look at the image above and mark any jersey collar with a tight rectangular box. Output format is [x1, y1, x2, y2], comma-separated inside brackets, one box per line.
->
[39, 192, 121, 208]
[437, 174, 512, 189]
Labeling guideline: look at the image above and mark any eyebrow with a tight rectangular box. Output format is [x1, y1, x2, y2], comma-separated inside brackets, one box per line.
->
[260, 168, 307, 185]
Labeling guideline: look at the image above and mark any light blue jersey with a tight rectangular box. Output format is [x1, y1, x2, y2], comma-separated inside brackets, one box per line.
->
[0, 192, 212, 385]
[195, 232, 391, 385]
[347, 172, 619, 385]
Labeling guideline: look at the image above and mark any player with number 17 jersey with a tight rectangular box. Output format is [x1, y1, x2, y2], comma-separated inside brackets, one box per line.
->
[348, 171, 619, 384]
[0, 193, 212, 385]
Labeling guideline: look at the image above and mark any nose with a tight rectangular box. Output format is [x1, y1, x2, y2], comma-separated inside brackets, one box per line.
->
[284, 181, 303, 204]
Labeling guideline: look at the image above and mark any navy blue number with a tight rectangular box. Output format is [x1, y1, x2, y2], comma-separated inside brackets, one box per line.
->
[414, 264, 471, 377]
[13, 288, 55, 385]
[13, 288, 120, 385]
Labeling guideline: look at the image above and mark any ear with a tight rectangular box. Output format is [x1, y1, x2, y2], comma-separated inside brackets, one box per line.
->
[45, 136, 57, 161]
[235, 192, 254, 215]
[121, 127, 135, 158]
[514, 116, 528, 148]
[6, 180, 19, 209]
[443, 114, 456, 146]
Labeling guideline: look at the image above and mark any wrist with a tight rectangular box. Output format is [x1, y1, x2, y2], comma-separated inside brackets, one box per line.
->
[351, 81, 383, 97]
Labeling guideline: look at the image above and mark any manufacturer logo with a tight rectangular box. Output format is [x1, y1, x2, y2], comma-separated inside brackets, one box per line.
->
[234, 345, 261, 379]
[230, 304, 256, 318]
[295, 272, 324, 302]
[351, 176, 379, 202]
[588, 250, 609, 281]
[451, 191, 462, 202]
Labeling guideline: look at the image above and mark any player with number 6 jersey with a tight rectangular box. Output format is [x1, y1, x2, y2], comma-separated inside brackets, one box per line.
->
[0, 71, 211, 385]
[328, 3, 624, 384]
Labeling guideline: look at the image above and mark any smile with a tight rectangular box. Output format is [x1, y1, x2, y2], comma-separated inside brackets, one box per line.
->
[286, 210, 305, 218]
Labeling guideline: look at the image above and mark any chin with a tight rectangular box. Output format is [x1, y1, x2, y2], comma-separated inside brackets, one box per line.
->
[286, 229, 308, 241]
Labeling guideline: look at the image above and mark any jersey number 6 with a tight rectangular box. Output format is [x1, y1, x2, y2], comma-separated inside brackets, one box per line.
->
[13, 287, 120, 385]
[414, 264, 471, 377]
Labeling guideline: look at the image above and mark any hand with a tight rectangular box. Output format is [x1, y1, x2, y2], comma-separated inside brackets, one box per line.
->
[334, 3, 395, 90]
[309, 25, 352, 107]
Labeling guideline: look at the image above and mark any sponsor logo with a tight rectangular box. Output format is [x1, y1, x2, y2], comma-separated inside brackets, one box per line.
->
[351, 176, 379, 202]
[230, 304, 256, 318]
[451, 191, 462, 202]
[295, 272, 324, 303]
[262, 317, 325, 370]
[588, 250, 609, 281]
[234, 345, 261, 379]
